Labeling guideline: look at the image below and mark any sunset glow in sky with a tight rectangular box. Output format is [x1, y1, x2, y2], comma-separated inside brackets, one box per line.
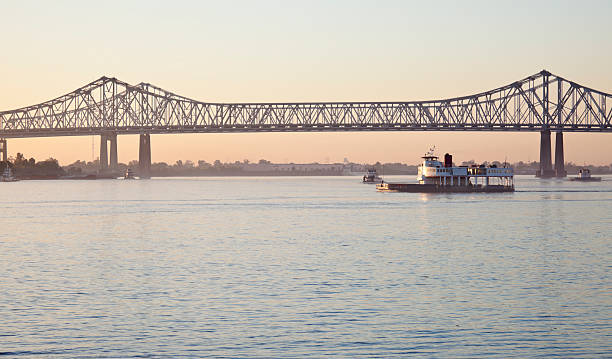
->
[1, 0, 611, 165]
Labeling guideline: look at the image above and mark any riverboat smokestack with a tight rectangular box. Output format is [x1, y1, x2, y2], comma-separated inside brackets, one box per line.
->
[444, 153, 452, 168]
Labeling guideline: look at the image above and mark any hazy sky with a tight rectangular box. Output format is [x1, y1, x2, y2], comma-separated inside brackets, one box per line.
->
[1, 0, 611, 165]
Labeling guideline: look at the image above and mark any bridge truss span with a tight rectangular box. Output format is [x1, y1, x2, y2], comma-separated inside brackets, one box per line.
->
[1, 70, 611, 138]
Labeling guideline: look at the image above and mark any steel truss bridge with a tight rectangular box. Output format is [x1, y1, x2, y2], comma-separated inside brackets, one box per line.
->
[0, 70, 610, 177]
[1, 70, 612, 136]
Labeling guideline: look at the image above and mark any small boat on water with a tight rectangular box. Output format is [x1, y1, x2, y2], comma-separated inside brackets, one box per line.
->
[377, 150, 514, 193]
[362, 169, 382, 183]
[1, 166, 19, 182]
[124, 168, 137, 180]
[570, 168, 601, 182]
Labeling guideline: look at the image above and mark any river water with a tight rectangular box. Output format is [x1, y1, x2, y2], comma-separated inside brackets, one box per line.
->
[1, 175, 610, 357]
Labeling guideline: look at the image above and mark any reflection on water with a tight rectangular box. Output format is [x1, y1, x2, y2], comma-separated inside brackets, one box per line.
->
[0, 175, 611, 357]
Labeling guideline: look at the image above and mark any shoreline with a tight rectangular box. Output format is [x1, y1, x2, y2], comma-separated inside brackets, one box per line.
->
[11, 173, 611, 181]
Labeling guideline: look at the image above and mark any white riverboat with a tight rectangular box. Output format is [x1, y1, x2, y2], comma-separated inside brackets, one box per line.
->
[377, 150, 514, 193]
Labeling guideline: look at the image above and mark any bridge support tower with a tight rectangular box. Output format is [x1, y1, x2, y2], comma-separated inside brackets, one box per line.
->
[109, 133, 118, 172]
[99, 134, 108, 171]
[0, 139, 7, 162]
[99, 133, 118, 173]
[554, 131, 566, 177]
[139, 133, 151, 179]
[537, 129, 555, 178]
[100, 133, 119, 172]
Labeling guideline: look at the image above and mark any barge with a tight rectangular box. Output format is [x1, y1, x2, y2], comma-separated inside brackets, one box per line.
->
[377, 152, 514, 193]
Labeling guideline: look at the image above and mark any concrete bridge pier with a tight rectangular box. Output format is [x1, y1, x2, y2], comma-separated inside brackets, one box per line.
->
[0, 139, 7, 162]
[109, 133, 118, 172]
[537, 129, 555, 178]
[138, 133, 151, 179]
[99, 134, 108, 171]
[99, 133, 118, 173]
[554, 131, 566, 177]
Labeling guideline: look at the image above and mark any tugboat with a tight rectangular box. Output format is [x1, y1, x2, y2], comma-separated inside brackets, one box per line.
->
[362, 168, 382, 183]
[377, 150, 514, 193]
[124, 168, 137, 180]
[570, 168, 601, 182]
[0, 166, 19, 182]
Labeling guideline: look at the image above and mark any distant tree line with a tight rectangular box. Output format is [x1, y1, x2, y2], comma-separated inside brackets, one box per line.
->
[3, 155, 612, 179]
[1, 153, 65, 179]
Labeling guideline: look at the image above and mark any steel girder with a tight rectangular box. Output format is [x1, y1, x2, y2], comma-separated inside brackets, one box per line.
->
[1, 70, 611, 138]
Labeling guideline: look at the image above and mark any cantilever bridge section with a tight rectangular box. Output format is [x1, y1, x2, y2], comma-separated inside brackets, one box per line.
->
[1, 70, 611, 177]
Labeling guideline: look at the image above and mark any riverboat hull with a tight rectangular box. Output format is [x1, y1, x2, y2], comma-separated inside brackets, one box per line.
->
[377, 183, 514, 193]
[569, 177, 601, 182]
